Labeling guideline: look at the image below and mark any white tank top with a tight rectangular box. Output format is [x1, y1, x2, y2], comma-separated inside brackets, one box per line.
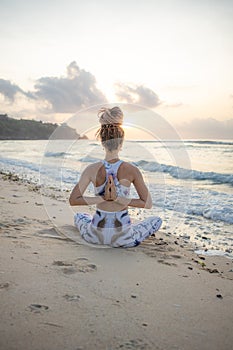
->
[94, 160, 130, 198]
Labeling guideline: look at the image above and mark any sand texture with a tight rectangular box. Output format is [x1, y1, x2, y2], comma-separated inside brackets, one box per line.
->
[0, 175, 233, 350]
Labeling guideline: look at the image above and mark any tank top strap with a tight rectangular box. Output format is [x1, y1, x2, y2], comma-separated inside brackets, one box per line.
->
[102, 160, 123, 178]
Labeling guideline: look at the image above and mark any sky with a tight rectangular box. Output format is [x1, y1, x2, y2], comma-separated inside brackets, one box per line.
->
[0, 0, 233, 139]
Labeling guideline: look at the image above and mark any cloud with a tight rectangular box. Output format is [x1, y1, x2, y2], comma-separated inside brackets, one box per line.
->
[164, 102, 184, 108]
[114, 82, 161, 108]
[165, 85, 198, 91]
[33, 61, 107, 113]
[0, 79, 33, 102]
[177, 118, 233, 139]
[1, 64, 162, 115]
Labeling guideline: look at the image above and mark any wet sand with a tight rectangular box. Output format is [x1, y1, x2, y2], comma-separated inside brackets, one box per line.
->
[0, 174, 233, 350]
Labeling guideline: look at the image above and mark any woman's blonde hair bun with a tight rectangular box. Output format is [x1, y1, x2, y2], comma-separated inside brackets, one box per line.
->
[97, 106, 123, 125]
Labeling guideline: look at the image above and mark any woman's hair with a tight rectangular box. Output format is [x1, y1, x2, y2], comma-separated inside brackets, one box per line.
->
[96, 106, 125, 151]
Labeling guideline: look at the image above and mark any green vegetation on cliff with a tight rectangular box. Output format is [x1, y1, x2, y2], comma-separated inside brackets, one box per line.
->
[0, 114, 86, 140]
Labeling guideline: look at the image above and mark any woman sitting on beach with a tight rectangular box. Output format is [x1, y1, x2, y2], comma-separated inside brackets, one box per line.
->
[69, 106, 162, 247]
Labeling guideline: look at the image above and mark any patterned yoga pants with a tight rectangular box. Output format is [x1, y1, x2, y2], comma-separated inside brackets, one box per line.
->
[74, 209, 162, 248]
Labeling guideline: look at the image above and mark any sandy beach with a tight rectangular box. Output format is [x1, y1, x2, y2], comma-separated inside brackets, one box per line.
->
[0, 173, 233, 350]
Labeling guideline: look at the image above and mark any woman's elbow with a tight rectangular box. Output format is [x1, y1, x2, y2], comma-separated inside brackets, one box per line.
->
[69, 195, 76, 206]
[144, 197, 153, 209]
[144, 202, 152, 209]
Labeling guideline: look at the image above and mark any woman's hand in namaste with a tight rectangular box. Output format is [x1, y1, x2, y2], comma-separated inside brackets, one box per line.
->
[104, 175, 117, 201]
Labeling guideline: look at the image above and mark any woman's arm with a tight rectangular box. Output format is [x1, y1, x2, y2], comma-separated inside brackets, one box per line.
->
[69, 166, 104, 206]
[130, 167, 152, 208]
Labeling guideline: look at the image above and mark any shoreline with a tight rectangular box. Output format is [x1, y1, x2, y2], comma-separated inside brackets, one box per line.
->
[0, 174, 233, 349]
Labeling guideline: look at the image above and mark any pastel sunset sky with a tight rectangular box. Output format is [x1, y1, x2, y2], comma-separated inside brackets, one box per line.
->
[0, 0, 233, 139]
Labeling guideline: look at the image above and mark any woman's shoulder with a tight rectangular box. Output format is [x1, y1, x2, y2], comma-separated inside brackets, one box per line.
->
[121, 161, 138, 170]
[85, 161, 103, 172]
[83, 161, 104, 182]
[120, 161, 141, 177]
[119, 161, 141, 183]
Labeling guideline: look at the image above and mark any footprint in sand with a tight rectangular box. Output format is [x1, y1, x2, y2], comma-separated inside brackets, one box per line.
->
[26, 304, 49, 313]
[170, 254, 182, 259]
[116, 338, 152, 349]
[157, 259, 178, 267]
[35, 227, 68, 240]
[53, 260, 73, 266]
[63, 294, 81, 302]
[0, 282, 10, 289]
[53, 258, 97, 274]
[141, 250, 158, 258]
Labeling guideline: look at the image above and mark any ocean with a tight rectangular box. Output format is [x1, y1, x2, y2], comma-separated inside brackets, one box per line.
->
[0, 139, 232, 257]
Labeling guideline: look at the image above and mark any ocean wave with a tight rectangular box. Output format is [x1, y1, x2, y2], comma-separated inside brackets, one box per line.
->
[187, 206, 233, 224]
[203, 206, 233, 224]
[150, 184, 233, 224]
[0, 157, 40, 172]
[135, 160, 233, 186]
[44, 151, 67, 157]
[79, 156, 100, 163]
[195, 250, 233, 258]
[0, 157, 80, 185]
[136, 140, 233, 146]
[185, 140, 233, 146]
